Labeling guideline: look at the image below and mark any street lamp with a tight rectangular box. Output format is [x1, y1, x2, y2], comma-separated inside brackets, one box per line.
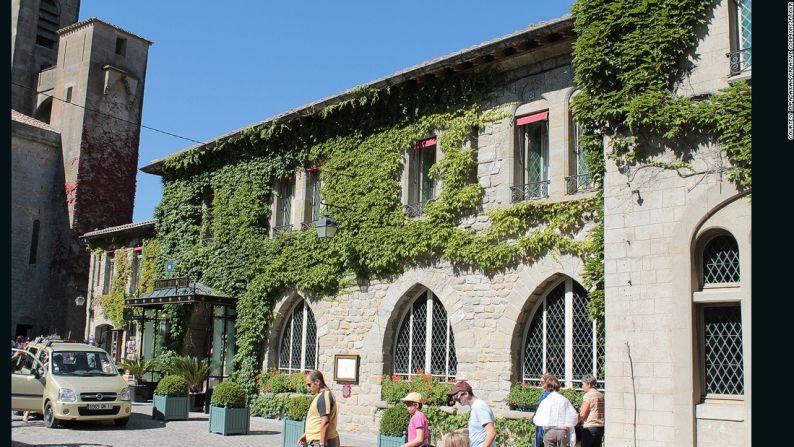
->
[75, 295, 86, 306]
[315, 216, 338, 239]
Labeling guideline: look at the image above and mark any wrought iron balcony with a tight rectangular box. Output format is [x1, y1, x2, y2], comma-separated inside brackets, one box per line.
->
[565, 173, 595, 195]
[510, 180, 550, 203]
[272, 224, 293, 236]
[403, 200, 433, 218]
[726, 47, 751, 77]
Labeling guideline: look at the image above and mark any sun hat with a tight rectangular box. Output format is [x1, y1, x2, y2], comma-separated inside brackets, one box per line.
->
[401, 391, 424, 403]
[447, 380, 473, 396]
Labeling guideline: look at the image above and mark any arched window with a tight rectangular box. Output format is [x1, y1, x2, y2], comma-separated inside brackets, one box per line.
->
[36, 0, 60, 49]
[522, 277, 604, 387]
[278, 300, 317, 373]
[702, 235, 740, 285]
[695, 232, 744, 397]
[393, 289, 457, 380]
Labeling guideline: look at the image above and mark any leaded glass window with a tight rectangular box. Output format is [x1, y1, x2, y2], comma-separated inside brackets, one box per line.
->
[702, 235, 740, 285]
[521, 278, 604, 387]
[518, 120, 549, 185]
[278, 300, 318, 373]
[393, 289, 457, 379]
[703, 306, 744, 395]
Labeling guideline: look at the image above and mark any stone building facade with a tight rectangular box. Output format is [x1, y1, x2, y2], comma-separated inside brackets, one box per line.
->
[601, 0, 751, 445]
[11, 0, 151, 339]
[134, 2, 750, 444]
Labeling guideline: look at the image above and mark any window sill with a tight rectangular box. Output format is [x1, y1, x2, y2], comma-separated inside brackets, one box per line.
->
[692, 288, 742, 303]
[695, 399, 745, 422]
[727, 70, 751, 84]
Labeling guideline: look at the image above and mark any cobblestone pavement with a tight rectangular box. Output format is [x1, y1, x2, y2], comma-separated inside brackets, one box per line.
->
[11, 403, 377, 447]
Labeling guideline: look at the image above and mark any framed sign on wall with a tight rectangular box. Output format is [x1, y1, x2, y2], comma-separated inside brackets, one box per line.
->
[333, 354, 360, 383]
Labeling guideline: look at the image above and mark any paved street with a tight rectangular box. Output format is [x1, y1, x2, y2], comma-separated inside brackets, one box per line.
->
[11, 403, 377, 447]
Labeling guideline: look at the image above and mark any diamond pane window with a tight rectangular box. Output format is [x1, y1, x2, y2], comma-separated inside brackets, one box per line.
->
[703, 235, 740, 285]
[278, 300, 318, 373]
[521, 278, 603, 387]
[703, 306, 744, 395]
[393, 289, 457, 379]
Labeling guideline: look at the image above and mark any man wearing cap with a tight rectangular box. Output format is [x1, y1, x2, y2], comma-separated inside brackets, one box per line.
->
[400, 392, 430, 447]
[448, 381, 496, 447]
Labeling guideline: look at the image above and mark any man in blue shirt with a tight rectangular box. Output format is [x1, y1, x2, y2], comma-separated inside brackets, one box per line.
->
[448, 381, 496, 447]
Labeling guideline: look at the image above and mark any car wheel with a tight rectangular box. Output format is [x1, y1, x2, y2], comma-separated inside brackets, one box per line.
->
[43, 401, 60, 429]
[113, 417, 129, 428]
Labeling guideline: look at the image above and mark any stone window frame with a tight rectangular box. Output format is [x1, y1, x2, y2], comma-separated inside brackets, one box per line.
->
[520, 276, 604, 388]
[511, 100, 552, 203]
[302, 167, 324, 227]
[277, 299, 318, 374]
[392, 287, 457, 381]
[403, 137, 442, 218]
[272, 176, 295, 236]
[102, 251, 115, 295]
[692, 230, 745, 402]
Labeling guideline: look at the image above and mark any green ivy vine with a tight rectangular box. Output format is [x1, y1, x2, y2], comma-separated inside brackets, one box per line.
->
[96, 248, 131, 329]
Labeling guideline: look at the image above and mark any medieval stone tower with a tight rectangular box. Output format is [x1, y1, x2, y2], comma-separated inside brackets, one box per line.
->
[11, 0, 151, 339]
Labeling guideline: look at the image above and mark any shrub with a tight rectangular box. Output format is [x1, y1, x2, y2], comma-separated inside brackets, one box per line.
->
[381, 373, 453, 406]
[211, 381, 248, 408]
[155, 375, 189, 397]
[506, 383, 544, 411]
[260, 369, 308, 394]
[379, 405, 410, 437]
[161, 355, 210, 393]
[424, 406, 468, 441]
[119, 357, 156, 381]
[286, 395, 314, 421]
[251, 393, 290, 418]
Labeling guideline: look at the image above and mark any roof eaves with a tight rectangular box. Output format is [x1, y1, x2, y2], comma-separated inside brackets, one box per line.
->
[141, 14, 573, 176]
[58, 17, 153, 45]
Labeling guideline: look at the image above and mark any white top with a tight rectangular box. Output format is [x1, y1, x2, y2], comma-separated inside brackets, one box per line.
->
[532, 391, 578, 428]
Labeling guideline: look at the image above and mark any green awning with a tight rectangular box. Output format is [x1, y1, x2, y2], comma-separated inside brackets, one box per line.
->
[125, 281, 235, 307]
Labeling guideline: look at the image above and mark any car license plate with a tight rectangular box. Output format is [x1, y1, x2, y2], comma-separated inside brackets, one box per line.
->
[87, 403, 112, 410]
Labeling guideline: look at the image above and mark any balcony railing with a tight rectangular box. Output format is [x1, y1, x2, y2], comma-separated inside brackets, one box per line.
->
[272, 224, 293, 236]
[510, 180, 550, 203]
[727, 47, 751, 77]
[565, 173, 595, 195]
[403, 200, 433, 218]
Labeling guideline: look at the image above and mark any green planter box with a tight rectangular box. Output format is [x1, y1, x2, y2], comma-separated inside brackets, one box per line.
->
[152, 395, 189, 421]
[378, 432, 407, 447]
[208, 405, 250, 436]
[282, 418, 305, 447]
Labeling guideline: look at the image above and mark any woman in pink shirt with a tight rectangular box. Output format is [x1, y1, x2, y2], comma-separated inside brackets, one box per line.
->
[400, 392, 430, 447]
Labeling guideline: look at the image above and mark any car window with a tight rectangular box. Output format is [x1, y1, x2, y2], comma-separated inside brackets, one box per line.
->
[11, 350, 40, 376]
[52, 351, 119, 376]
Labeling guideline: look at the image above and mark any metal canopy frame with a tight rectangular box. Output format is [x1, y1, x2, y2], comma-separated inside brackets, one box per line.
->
[124, 277, 236, 308]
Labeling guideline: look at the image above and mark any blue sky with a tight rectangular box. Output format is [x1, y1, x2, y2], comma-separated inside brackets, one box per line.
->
[79, 1, 574, 222]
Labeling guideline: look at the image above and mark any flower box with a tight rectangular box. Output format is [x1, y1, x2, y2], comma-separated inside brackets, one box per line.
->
[208, 405, 250, 436]
[378, 432, 407, 447]
[282, 418, 305, 447]
[152, 395, 189, 421]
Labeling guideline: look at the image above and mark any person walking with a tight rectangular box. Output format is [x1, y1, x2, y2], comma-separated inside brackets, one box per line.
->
[400, 392, 430, 447]
[533, 374, 554, 447]
[298, 370, 339, 447]
[447, 381, 496, 447]
[532, 374, 578, 447]
[578, 375, 604, 447]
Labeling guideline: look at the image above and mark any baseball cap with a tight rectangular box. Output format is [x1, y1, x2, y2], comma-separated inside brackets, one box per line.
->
[447, 380, 473, 396]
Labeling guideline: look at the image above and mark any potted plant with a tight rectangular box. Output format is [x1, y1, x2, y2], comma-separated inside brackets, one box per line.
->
[281, 395, 313, 447]
[208, 380, 250, 435]
[120, 357, 157, 403]
[378, 405, 411, 447]
[161, 355, 211, 412]
[152, 375, 190, 421]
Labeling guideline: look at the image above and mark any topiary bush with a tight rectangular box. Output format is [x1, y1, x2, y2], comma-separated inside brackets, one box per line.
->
[285, 395, 314, 421]
[155, 375, 189, 397]
[380, 405, 411, 437]
[251, 393, 290, 419]
[211, 381, 248, 408]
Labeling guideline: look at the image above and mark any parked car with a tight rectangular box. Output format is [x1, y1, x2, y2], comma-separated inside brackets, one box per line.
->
[11, 339, 132, 428]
